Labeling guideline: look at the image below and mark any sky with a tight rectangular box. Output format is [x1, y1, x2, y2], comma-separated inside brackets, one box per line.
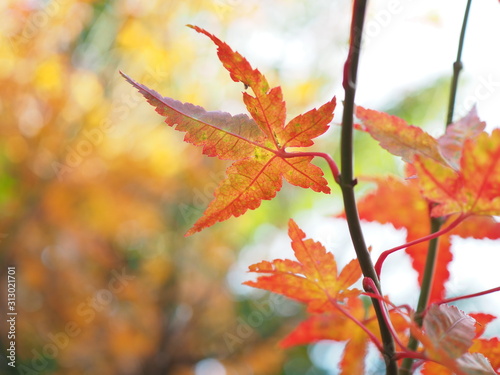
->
[225, 0, 500, 127]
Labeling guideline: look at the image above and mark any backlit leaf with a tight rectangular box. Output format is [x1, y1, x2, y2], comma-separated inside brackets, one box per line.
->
[438, 106, 486, 170]
[279, 298, 369, 375]
[349, 177, 500, 303]
[355, 106, 446, 164]
[456, 353, 497, 375]
[415, 129, 500, 217]
[423, 304, 476, 359]
[122, 27, 337, 235]
[471, 338, 500, 372]
[422, 353, 497, 375]
[414, 305, 495, 374]
[469, 313, 497, 339]
[244, 219, 362, 311]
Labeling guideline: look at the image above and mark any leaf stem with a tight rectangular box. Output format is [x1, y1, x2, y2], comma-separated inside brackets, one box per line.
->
[281, 151, 340, 183]
[363, 278, 410, 352]
[339, 1, 397, 374]
[432, 285, 500, 308]
[375, 214, 466, 277]
[333, 300, 385, 353]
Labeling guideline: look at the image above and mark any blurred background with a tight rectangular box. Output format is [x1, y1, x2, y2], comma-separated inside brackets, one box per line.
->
[0, 0, 499, 374]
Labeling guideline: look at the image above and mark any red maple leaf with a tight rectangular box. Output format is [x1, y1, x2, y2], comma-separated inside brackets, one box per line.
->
[415, 129, 500, 217]
[348, 176, 500, 303]
[469, 314, 500, 373]
[122, 26, 336, 235]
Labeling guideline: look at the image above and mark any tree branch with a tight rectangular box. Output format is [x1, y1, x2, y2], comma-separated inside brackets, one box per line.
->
[339, 1, 398, 374]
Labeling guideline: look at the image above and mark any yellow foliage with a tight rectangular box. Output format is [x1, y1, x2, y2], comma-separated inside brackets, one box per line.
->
[34, 55, 65, 96]
[0, 1, 340, 374]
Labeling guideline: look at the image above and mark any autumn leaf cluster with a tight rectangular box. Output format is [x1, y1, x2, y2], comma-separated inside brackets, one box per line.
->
[124, 25, 500, 374]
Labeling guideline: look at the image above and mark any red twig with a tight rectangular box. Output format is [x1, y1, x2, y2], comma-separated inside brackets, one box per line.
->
[429, 285, 500, 313]
[332, 299, 385, 353]
[363, 278, 410, 352]
[375, 214, 467, 277]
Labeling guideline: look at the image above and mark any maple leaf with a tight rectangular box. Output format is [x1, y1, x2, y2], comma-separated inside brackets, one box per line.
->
[279, 296, 409, 375]
[471, 338, 500, 373]
[422, 307, 500, 374]
[354, 106, 484, 170]
[415, 129, 500, 217]
[414, 305, 497, 375]
[279, 301, 359, 346]
[423, 304, 476, 359]
[469, 313, 497, 339]
[122, 26, 336, 235]
[355, 106, 447, 165]
[355, 107, 500, 218]
[469, 314, 500, 373]
[243, 220, 400, 374]
[348, 176, 500, 303]
[422, 354, 498, 375]
[244, 219, 362, 311]
[280, 298, 369, 375]
[438, 106, 486, 170]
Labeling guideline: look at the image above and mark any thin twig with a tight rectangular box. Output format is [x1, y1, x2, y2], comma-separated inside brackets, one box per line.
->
[432, 285, 500, 309]
[375, 214, 467, 277]
[446, 0, 473, 126]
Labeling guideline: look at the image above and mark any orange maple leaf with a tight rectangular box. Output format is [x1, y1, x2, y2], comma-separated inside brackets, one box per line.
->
[122, 26, 336, 235]
[243, 220, 393, 374]
[355, 106, 500, 218]
[469, 313, 500, 373]
[437, 106, 486, 170]
[355, 106, 446, 165]
[350, 176, 500, 303]
[280, 298, 370, 375]
[354, 106, 484, 170]
[415, 129, 500, 217]
[471, 338, 500, 373]
[244, 219, 362, 311]
[279, 297, 409, 375]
